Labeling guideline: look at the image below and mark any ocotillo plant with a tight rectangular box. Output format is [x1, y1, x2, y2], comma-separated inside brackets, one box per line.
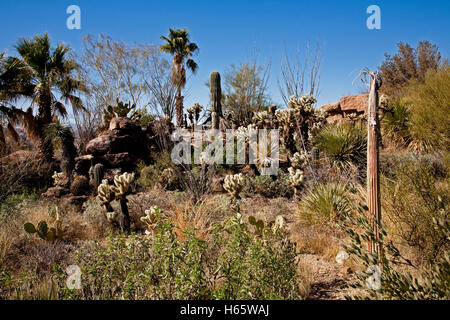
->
[210, 71, 222, 129]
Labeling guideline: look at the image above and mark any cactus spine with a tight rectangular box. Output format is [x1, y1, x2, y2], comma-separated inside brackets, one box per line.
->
[210, 71, 222, 129]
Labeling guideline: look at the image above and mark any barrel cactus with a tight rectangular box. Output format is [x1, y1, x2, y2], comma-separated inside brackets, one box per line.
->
[210, 71, 222, 129]
[70, 175, 89, 196]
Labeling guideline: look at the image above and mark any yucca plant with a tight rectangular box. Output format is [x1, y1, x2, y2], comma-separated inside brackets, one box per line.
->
[313, 122, 367, 167]
[381, 98, 410, 145]
[298, 182, 352, 223]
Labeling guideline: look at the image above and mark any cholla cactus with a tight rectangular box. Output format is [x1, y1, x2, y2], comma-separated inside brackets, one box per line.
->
[159, 168, 176, 186]
[236, 124, 257, 141]
[140, 205, 163, 235]
[288, 94, 317, 113]
[290, 151, 307, 169]
[105, 211, 118, 223]
[272, 215, 285, 234]
[253, 111, 270, 127]
[275, 109, 296, 126]
[224, 173, 246, 199]
[96, 173, 135, 232]
[110, 172, 135, 197]
[288, 167, 304, 188]
[52, 171, 64, 186]
[98, 179, 114, 204]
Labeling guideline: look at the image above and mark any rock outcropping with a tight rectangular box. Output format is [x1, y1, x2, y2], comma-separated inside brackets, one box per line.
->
[75, 117, 149, 177]
[319, 94, 369, 123]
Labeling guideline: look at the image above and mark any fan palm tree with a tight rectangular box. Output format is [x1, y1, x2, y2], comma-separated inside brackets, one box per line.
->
[0, 33, 87, 162]
[160, 28, 198, 127]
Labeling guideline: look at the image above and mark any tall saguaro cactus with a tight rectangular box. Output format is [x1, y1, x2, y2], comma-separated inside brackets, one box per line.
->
[210, 71, 222, 129]
[367, 72, 382, 261]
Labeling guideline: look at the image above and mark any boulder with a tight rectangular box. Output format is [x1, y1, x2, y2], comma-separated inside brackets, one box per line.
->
[319, 102, 341, 113]
[41, 186, 70, 199]
[339, 94, 369, 113]
[82, 117, 149, 173]
[326, 114, 344, 124]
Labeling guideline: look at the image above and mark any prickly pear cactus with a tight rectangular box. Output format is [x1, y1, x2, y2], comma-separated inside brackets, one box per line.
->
[224, 173, 246, 199]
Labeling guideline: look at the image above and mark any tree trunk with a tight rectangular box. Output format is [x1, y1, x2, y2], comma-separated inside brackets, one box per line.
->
[367, 74, 382, 261]
[120, 197, 131, 233]
[175, 89, 184, 127]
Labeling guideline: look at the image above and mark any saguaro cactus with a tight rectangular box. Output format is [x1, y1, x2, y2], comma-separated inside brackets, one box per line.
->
[210, 71, 222, 129]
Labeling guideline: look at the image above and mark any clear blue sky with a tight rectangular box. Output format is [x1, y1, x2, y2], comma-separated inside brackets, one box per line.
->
[0, 0, 449, 110]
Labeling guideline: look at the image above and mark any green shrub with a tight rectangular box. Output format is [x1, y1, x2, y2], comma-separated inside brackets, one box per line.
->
[136, 152, 174, 189]
[381, 98, 411, 145]
[381, 152, 449, 264]
[313, 122, 367, 167]
[343, 203, 449, 300]
[50, 211, 303, 300]
[298, 182, 352, 224]
[245, 171, 293, 198]
[407, 66, 450, 151]
[0, 191, 39, 220]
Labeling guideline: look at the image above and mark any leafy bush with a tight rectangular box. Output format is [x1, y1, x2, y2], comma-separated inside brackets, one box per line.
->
[381, 152, 449, 264]
[136, 152, 175, 189]
[381, 98, 411, 145]
[313, 122, 367, 168]
[0, 191, 38, 220]
[407, 66, 450, 151]
[343, 203, 449, 300]
[49, 211, 303, 300]
[297, 182, 352, 224]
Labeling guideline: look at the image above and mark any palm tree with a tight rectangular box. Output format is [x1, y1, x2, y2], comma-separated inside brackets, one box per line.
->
[160, 28, 198, 127]
[0, 33, 87, 162]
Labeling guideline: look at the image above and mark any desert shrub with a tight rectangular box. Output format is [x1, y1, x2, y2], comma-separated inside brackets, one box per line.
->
[244, 171, 293, 198]
[381, 98, 411, 146]
[343, 203, 449, 300]
[313, 122, 367, 168]
[381, 152, 449, 264]
[407, 66, 450, 151]
[136, 152, 175, 189]
[379, 41, 442, 99]
[297, 182, 352, 224]
[0, 152, 54, 202]
[48, 211, 302, 300]
[0, 191, 38, 220]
